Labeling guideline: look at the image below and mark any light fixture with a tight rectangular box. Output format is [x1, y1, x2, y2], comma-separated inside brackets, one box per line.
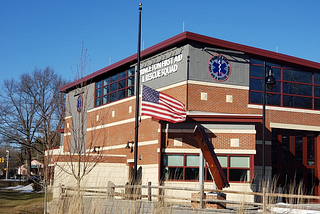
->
[262, 62, 276, 181]
[125, 141, 134, 153]
[92, 146, 100, 153]
[266, 68, 276, 85]
[125, 142, 130, 149]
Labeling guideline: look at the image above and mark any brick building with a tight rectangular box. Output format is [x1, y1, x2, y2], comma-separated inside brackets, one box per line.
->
[50, 31, 320, 201]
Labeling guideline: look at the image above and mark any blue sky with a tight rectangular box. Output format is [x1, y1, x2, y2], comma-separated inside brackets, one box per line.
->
[0, 1, 319, 83]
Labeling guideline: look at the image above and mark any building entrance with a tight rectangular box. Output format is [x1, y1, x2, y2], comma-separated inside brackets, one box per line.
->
[272, 129, 318, 196]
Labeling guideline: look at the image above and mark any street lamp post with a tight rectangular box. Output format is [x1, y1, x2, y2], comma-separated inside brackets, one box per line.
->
[262, 61, 276, 181]
[6, 150, 9, 180]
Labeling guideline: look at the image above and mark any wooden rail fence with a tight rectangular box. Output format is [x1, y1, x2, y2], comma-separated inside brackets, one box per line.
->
[59, 181, 320, 212]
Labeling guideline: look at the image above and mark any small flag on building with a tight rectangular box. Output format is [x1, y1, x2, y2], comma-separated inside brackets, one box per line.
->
[141, 85, 187, 123]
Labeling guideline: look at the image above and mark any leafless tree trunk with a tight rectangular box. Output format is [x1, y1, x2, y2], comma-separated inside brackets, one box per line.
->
[0, 67, 66, 214]
[21, 67, 65, 214]
[55, 45, 109, 213]
[0, 78, 40, 179]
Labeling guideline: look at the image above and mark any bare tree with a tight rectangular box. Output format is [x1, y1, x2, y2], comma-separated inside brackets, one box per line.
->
[0, 77, 41, 178]
[55, 46, 109, 212]
[22, 67, 65, 214]
[0, 67, 65, 214]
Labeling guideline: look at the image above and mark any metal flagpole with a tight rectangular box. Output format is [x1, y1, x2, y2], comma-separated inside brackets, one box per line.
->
[133, 3, 142, 183]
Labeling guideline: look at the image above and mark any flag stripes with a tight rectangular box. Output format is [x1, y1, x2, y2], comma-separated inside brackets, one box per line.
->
[141, 85, 186, 123]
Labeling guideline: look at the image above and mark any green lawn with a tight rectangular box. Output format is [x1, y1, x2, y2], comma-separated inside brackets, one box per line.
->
[0, 189, 50, 214]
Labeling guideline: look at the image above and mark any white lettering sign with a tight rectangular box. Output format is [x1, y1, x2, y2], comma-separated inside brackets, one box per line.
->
[141, 54, 183, 83]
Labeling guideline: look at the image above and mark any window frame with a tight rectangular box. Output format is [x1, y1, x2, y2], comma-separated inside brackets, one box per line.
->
[94, 68, 135, 107]
[249, 59, 320, 110]
[162, 153, 253, 183]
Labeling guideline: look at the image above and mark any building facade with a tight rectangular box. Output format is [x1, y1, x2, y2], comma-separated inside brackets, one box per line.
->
[51, 32, 320, 201]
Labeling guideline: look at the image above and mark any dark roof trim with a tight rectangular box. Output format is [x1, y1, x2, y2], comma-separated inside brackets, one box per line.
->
[60, 31, 320, 93]
[187, 114, 262, 123]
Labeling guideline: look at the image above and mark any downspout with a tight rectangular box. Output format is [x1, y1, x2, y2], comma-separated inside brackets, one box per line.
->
[186, 55, 190, 111]
[158, 121, 163, 184]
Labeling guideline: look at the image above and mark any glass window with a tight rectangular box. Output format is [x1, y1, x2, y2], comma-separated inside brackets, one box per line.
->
[266, 94, 281, 106]
[283, 83, 312, 96]
[118, 89, 125, 100]
[95, 97, 101, 107]
[250, 78, 262, 91]
[103, 86, 109, 95]
[102, 95, 109, 104]
[315, 98, 320, 110]
[282, 134, 290, 165]
[315, 73, 320, 85]
[267, 82, 281, 93]
[94, 68, 135, 107]
[270, 67, 281, 80]
[118, 79, 126, 89]
[163, 154, 251, 182]
[164, 155, 183, 166]
[307, 169, 315, 195]
[283, 69, 312, 83]
[272, 132, 279, 164]
[217, 156, 227, 167]
[95, 88, 101, 97]
[164, 167, 183, 180]
[295, 135, 303, 164]
[119, 71, 126, 79]
[307, 135, 315, 166]
[314, 86, 320, 97]
[128, 67, 135, 76]
[103, 78, 109, 85]
[128, 76, 134, 86]
[250, 64, 263, 78]
[110, 83, 117, 92]
[185, 168, 199, 180]
[128, 87, 134, 96]
[250, 59, 320, 110]
[283, 95, 312, 109]
[185, 155, 199, 167]
[96, 81, 102, 88]
[250, 58, 263, 65]
[230, 156, 250, 168]
[272, 129, 317, 196]
[229, 169, 249, 182]
[110, 92, 117, 102]
[250, 91, 262, 104]
[110, 74, 117, 83]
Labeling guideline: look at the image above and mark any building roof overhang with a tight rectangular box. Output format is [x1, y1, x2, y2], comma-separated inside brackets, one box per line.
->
[187, 111, 262, 123]
[60, 31, 320, 93]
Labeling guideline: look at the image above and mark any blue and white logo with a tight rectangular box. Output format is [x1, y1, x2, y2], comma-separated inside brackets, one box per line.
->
[77, 95, 83, 113]
[208, 54, 231, 82]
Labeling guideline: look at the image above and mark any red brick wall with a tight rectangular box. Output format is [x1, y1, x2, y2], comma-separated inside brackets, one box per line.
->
[61, 82, 320, 170]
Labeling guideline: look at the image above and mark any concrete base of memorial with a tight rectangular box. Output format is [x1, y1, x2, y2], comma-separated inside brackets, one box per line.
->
[191, 192, 226, 209]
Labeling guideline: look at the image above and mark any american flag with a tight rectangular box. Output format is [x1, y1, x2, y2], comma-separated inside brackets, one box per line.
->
[141, 85, 187, 123]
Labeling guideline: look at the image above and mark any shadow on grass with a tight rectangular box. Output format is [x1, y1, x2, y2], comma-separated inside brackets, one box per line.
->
[0, 189, 47, 214]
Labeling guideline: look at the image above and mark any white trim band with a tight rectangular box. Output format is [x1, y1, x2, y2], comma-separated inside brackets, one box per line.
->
[159, 148, 256, 154]
[270, 122, 320, 132]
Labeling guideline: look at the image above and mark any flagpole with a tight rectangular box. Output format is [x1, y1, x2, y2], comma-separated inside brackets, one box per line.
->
[134, 3, 142, 183]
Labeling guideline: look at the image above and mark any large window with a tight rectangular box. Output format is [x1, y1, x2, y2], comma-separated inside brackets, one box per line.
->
[95, 67, 135, 107]
[163, 154, 252, 182]
[272, 130, 317, 195]
[249, 58, 320, 110]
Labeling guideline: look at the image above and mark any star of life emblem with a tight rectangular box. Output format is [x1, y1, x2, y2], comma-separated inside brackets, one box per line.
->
[208, 54, 231, 82]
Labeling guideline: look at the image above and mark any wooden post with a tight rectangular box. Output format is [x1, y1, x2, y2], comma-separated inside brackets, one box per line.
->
[59, 184, 66, 200]
[200, 184, 204, 209]
[263, 187, 266, 213]
[107, 181, 115, 198]
[148, 181, 152, 201]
